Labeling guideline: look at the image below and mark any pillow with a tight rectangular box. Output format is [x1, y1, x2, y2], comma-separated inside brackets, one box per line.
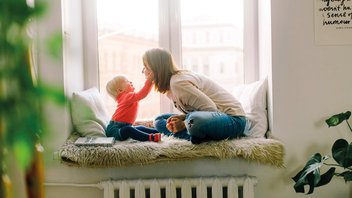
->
[71, 87, 110, 137]
[233, 78, 268, 138]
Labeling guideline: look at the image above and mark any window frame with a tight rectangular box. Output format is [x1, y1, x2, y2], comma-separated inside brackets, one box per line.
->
[81, 0, 259, 114]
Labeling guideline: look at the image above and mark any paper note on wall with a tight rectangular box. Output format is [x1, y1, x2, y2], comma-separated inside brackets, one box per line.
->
[315, 0, 352, 45]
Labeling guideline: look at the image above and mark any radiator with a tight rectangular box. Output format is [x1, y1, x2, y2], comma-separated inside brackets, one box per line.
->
[100, 176, 257, 198]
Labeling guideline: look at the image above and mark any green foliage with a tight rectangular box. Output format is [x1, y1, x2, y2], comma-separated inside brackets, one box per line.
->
[292, 111, 352, 194]
[0, 0, 66, 173]
[292, 153, 335, 194]
[46, 32, 63, 60]
[326, 111, 351, 127]
[332, 138, 352, 168]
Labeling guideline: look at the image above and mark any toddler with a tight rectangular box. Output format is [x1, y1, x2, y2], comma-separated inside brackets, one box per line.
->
[105, 74, 161, 142]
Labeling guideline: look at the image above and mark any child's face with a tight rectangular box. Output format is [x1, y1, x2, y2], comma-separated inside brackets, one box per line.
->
[120, 77, 134, 92]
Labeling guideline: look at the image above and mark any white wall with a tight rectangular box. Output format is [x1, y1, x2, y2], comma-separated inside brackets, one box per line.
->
[39, 0, 352, 198]
[270, 0, 352, 197]
[35, 0, 70, 157]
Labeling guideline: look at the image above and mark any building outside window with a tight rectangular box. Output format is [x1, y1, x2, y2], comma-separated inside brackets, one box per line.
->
[94, 0, 254, 120]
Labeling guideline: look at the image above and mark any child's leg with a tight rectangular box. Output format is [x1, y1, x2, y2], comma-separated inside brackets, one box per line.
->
[134, 125, 158, 134]
[119, 126, 160, 142]
[106, 121, 128, 141]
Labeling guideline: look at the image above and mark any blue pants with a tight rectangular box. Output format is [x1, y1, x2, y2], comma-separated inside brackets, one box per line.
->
[154, 112, 246, 144]
[106, 121, 158, 141]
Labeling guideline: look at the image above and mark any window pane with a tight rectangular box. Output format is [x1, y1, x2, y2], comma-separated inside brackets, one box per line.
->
[97, 0, 159, 120]
[180, 0, 244, 92]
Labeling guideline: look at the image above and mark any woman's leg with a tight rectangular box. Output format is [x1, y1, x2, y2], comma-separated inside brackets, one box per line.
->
[184, 111, 246, 144]
[154, 113, 191, 140]
[154, 113, 176, 136]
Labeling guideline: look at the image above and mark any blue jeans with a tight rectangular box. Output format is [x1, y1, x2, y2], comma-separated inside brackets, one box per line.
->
[153, 114, 191, 140]
[106, 121, 158, 141]
[154, 112, 246, 144]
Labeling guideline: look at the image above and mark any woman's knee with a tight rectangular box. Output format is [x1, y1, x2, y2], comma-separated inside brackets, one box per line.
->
[185, 111, 232, 139]
[153, 117, 165, 130]
[153, 114, 172, 135]
[154, 113, 174, 121]
[154, 114, 174, 129]
[185, 111, 217, 125]
[185, 113, 207, 138]
[154, 114, 167, 127]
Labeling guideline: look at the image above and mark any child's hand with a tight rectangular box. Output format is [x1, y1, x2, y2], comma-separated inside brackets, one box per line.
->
[144, 68, 154, 81]
[166, 114, 186, 133]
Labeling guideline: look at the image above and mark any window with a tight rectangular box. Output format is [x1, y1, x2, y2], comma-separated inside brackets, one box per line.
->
[82, 0, 259, 119]
[97, 0, 159, 119]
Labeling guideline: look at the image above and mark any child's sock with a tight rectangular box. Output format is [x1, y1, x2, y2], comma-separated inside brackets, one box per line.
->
[148, 133, 161, 142]
[153, 133, 161, 142]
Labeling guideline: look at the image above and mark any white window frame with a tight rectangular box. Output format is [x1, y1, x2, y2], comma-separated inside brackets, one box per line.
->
[82, 0, 99, 89]
[81, 0, 259, 113]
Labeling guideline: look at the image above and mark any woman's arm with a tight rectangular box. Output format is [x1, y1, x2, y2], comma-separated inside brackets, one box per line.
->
[167, 80, 218, 133]
[172, 80, 218, 112]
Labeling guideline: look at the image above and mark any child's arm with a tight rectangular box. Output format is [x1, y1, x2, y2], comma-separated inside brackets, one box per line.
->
[133, 79, 153, 101]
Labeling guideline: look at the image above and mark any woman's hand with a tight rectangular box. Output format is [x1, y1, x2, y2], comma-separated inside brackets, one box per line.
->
[166, 114, 186, 133]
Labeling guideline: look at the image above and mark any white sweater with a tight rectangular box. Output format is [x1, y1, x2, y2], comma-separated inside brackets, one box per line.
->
[167, 71, 245, 117]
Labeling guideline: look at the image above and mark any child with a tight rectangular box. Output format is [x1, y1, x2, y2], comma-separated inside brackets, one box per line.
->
[105, 74, 161, 142]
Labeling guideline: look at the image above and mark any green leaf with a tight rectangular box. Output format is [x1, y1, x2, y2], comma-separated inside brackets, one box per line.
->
[292, 153, 333, 194]
[37, 83, 67, 105]
[316, 167, 336, 187]
[332, 139, 352, 168]
[13, 137, 34, 170]
[326, 111, 351, 127]
[45, 32, 63, 60]
[292, 168, 306, 193]
[337, 171, 352, 182]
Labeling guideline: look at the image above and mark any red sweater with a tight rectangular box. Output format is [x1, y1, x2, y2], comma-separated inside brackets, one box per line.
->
[112, 80, 153, 124]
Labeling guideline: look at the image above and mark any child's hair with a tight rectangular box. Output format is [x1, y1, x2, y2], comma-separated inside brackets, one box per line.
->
[106, 75, 127, 99]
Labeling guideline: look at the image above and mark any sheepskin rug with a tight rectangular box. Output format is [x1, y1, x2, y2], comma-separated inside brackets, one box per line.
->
[59, 133, 285, 168]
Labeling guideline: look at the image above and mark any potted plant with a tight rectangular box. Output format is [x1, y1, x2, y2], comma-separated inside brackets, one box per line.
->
[0, 1, 65, 197]
[292, 111, 352, 194]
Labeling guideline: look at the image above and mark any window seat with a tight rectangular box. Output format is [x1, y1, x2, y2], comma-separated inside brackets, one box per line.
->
[58, 132, 285, 168]
[62, 79, 284, 168]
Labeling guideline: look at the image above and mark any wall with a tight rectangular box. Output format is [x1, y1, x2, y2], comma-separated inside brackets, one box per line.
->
[35, 0, 70, 158]
[40, 1, 352, 198]
[271, 0, 352, 197]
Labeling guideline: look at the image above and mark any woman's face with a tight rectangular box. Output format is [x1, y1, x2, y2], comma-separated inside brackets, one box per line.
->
[142, 59, 153, 80]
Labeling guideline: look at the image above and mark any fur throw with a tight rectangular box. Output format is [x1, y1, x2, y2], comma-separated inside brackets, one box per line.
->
[59, 133, 285, 168]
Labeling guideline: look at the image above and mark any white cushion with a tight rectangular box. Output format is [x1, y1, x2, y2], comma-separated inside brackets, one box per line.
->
[233, 78, 268, 138]
[71, 87, 110, 137]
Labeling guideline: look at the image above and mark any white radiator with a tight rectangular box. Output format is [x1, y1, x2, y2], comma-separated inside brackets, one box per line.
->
[100, 176, 257, 198]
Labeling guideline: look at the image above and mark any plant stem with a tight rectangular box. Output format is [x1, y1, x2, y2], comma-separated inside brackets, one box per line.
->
[346, 120, 352, 132]
[324, 162, 352, 171]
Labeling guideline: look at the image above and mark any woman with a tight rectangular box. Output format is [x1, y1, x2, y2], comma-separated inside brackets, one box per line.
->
[142, 48, 248, 144]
